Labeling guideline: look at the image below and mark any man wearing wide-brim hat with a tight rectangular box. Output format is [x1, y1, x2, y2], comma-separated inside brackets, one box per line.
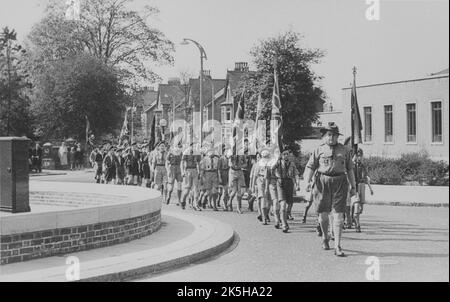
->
[303, 122, 357, 257]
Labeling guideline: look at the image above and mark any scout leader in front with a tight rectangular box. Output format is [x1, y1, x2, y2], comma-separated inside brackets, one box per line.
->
[303, 122, 357, 257]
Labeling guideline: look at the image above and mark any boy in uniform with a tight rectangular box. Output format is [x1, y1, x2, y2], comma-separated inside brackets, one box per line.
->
[152, 142, 168, 199]
[351, 148, 374, 233]
[165, 144, 183, 205]
[217, 145, 230, 210]
[228, 152, 247, 214]
[304, 122, 357, 257]
[253, 149, 272, 225]
[180, 144, 201, 210]
[272, 149, 300, 233]
[94, 148, 104, 184]
[200, 148, 220, 211]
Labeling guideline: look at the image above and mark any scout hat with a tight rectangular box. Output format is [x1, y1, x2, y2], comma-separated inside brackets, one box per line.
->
[320, 122, 343, 136]
[259, 147, 271, 158]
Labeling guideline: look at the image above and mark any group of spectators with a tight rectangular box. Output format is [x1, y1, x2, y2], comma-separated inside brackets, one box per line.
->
[58, 142, 86, 170]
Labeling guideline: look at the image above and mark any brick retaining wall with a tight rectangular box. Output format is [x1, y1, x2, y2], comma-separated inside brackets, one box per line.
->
[0, 210, 161, 265]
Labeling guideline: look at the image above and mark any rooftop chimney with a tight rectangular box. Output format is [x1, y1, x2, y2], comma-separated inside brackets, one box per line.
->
[168, 77, 181, 85]
[235, 62, 249, 72]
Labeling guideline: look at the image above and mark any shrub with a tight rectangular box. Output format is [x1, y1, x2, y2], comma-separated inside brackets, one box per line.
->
[366, 162, 403, 185]
[362, 153, 449, 186]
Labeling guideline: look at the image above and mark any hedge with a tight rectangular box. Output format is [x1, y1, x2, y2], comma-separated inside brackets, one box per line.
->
[298, 152, 449, 186]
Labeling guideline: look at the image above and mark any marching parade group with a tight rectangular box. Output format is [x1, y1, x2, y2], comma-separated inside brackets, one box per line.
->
[89, 122, 373, 257]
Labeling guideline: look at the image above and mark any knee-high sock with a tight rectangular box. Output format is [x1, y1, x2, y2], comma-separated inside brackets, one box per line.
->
[318, 213, 330, 241]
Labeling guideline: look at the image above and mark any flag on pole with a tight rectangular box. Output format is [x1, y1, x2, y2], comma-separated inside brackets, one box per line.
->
[271, 69, 283, 152]
[254, 93, 263, 150]
[232, 87, 245, 155]
[85, 115, 90, 143]
[120, 107, 131, 140]
[351, 69, 363, 147]
[149, 115, 157, 150]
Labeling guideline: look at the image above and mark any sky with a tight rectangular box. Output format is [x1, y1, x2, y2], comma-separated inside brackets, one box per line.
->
[1, 0, 449, 109]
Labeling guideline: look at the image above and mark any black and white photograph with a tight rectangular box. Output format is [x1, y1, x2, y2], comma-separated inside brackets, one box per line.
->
[0, 0, 448, 286]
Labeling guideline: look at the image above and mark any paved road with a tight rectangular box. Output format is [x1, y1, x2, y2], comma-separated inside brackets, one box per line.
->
[32, 171, 449, 282]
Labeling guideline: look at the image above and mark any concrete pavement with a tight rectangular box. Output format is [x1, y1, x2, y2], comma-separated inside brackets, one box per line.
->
[0, 211, 234, 282]
[25, 170, 449, 282]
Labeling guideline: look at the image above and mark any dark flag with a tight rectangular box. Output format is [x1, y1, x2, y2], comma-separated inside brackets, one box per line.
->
[85, 115, 90, 144]
[351, 67, 363, 188]
[149, 115, 155, 150]
[271, 69, 283, 152]
[351, 68, 363, 148]
[232, 87, 245, 155]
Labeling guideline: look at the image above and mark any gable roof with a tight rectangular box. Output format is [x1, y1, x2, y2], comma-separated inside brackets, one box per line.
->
[189, 77, 226, 111]
[157, 83, 187, 107]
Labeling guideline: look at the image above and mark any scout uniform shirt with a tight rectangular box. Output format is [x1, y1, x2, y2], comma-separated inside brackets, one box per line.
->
[167, 151, 182, 167]
[306, 143, 354, 176]
[200, 155, 219, 172]
[182, 153, 201, 170]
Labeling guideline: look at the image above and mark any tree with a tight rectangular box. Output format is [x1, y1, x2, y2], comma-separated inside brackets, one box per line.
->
[0, 27, 33, 137]
[30, 54, 125, 141]
[243, 30, 326, 153]
[27, 0, 174, 86]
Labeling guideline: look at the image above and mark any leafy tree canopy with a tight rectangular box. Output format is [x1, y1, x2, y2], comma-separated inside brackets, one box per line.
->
[27, 0, 174, 87]
[243, 30, 326, 153]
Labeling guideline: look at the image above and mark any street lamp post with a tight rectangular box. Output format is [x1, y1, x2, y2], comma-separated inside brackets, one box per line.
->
[180, 38, 207, 148]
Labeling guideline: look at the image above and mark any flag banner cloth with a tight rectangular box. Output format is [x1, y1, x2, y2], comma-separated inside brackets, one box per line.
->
[351, 74, 363, 146]
[271, 69, 284, 153]
[232, 88, 246, 155]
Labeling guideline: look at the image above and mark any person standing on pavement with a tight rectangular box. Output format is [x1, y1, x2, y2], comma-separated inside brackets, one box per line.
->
[199, 148, 220, 211]
[94, 148, 104, 183]
[165, 144, 183, 205]
[103, 146, 116, 184]
[351, 148, 374, 233]
[115, 147, 126, 185]
[228, 151, 247, 214]
[253, 149, 272, 225]
[152, 142, 168, 199]
[217, 144, 230, 210]
[180, 144, 201, 210]
[304, 122, 357, 257]
[272, 148, 299, 233]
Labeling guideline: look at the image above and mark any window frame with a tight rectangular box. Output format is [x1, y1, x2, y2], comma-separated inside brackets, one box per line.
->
[383, 104, 395, 144]
[406, 102, 417, 144]
[363, 106, 373, 144]
[430, 100, 444, 145]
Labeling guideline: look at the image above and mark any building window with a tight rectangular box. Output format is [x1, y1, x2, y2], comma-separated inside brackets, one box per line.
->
[221, 106, 232, 123]
[363, 107, 372, 142]
[431, 101, 443, 143]
[222, 127, 232, 145]
[406, 104, 416, 143]
[384, 105, 393, 143]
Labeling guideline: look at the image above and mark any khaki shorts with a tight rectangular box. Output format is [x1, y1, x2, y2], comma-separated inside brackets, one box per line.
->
[229, 169, 246, 190]
[183, 169, 199, 191]
[168, 166, 183, 184]
[202, 171, 219, 193]
[154, 166, 167, 186]
[313, 174, 348, 214]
